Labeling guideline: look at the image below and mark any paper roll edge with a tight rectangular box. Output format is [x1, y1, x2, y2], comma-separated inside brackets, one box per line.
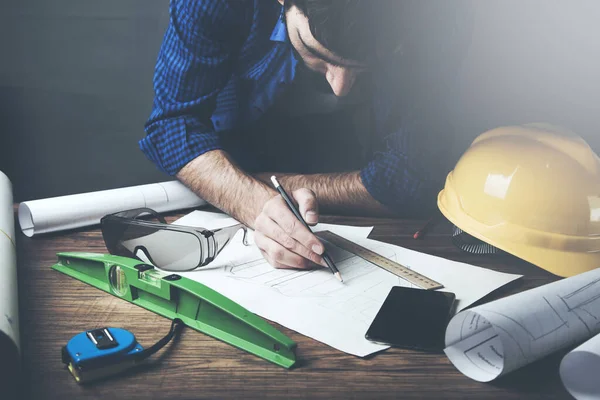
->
[17, 203, 35, 237]
[444, 310, 505, 383]
[560, 349, 600, 399]
[0, 170, 10, 187]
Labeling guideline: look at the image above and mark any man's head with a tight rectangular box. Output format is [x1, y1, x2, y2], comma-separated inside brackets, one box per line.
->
[279, 1, 471, 98]
[280, 0, 403, 97]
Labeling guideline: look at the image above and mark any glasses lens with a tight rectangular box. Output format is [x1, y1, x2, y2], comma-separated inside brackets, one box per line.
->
[102, 218, 203, 271]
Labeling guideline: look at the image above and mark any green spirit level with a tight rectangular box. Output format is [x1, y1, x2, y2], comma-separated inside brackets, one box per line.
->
[52, 252, 296, 368]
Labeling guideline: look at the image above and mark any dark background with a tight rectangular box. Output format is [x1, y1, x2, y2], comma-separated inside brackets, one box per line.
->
[1, 0, 599, 202]
[0, 0, 168, 201]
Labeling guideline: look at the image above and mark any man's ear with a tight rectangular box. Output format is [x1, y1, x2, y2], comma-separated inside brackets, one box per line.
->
[277, 0, 284, 6]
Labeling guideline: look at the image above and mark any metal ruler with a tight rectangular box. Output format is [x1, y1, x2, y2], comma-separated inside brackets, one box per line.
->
[316, 230, 443, 290]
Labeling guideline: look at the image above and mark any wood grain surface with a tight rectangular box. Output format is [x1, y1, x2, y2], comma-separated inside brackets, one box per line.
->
[14, 208, 572, 399]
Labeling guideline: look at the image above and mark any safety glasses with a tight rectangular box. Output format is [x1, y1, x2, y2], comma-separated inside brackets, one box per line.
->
[100, 208, 249, 272]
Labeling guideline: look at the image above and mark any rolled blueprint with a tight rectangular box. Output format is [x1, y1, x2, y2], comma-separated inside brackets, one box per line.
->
[18, 180, 206, 237]
[0, 171, 20, 399]
[444, 267, 600, 382]
[560, 333, 600, 399]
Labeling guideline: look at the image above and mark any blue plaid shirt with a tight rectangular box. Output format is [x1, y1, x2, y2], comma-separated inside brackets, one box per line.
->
[141, 0, 467, 212]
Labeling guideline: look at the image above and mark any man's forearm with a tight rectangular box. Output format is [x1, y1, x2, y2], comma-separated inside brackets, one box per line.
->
[254, 171, 393, 217]
[177, 150, 276, 228]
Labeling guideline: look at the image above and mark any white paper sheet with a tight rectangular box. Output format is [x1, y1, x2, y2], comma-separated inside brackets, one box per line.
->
[0, 171, 19, 352]
[560, 333, 600, 399]
[445, 267, 600, 382]
[17, 180, 206, 237]
[168, 211, 521, 357]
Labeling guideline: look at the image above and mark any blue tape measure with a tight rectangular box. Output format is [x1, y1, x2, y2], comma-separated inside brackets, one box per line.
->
[61, 319, 183, 384]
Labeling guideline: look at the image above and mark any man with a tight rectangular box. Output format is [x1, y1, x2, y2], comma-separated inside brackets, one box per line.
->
[141, 0, 470, 271]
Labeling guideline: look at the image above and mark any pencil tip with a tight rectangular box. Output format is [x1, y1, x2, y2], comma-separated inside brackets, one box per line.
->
[270, 175, 279, 188]
[335, 272, 343, 283]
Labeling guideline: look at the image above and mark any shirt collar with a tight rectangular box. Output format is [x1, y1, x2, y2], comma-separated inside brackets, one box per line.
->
[270, 7, 288, 42]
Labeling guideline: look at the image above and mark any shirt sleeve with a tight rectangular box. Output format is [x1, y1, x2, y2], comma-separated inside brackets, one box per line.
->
[359, 113, 441, 216]
[140, 0, 248, 175]
[360, 1, 474, 215]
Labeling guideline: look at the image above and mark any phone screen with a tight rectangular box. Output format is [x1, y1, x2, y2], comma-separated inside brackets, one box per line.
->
[365, 286, 456, 352]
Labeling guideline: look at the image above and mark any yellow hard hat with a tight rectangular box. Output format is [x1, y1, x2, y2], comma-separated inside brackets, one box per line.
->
[438, 123, 600, 277]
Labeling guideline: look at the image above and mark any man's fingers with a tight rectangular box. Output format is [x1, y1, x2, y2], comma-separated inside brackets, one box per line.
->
[292, 188, 319, 225]
[254, 230, 323, 269]
[263, 197, 325, 255]
[259, 250, 293, 270]
[255, 213, 326, 266]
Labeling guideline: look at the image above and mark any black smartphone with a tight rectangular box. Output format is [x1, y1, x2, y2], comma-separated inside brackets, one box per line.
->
[365, 286, 456, 352]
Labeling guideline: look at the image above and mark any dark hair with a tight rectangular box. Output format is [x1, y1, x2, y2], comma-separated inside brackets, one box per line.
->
[285, 0, 470, 64]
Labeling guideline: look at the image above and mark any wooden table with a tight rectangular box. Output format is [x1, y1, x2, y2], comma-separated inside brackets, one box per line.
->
[16, 210, 572, 399]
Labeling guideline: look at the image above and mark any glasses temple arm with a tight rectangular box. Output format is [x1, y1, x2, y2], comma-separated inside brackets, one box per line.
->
[204, 224, 249, 245]
[199, 224, 249, 264]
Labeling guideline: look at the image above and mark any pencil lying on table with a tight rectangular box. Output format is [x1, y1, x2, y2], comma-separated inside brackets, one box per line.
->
[270, 176, 343, 282]
[413, 217, 435, 240]
[413, 213, 440, 240]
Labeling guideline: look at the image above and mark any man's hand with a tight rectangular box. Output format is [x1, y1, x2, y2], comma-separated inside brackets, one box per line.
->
[254, 188, 327, 269]
[178, 150, 390, 271]
[178, 150, 328, 270]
